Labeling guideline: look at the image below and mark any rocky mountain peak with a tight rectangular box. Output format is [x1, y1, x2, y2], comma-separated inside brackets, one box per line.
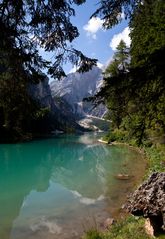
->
[50, 66, 106, 119]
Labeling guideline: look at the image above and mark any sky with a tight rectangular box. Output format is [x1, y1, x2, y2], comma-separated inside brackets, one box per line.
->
[66, 0, 131, 73]
[42, 0, 131, 77]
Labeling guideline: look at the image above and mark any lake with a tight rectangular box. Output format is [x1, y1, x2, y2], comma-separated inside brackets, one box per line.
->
[0, 133, 146, 239]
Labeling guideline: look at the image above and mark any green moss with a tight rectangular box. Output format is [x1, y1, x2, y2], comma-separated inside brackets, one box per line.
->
[145, 145, 165, 174]
[103, 129, 128, 143]
[65, 127, 76, 133]
[83, 216, 165, 239]
[103, 216, 151, 239]
[83, 230, 102, 239]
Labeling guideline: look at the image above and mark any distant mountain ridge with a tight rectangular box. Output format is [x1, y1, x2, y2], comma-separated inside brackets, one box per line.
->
[28, 66, 107, 134]
[28, 77, 83, 133]
[50, 66, 107, 119]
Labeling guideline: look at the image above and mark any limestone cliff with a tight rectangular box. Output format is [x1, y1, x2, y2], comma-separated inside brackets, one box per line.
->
[50, 66, 107, 119]
[28, 77, 83, 133]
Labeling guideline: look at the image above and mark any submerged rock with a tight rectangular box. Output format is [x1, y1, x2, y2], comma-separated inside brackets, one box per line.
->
[125, 172, 165, 235]
[114, 174, 131, 180]
[103, 218, 115, 229]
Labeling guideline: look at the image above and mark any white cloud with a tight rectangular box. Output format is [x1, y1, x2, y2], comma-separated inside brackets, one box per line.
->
[83, 17, 103, 39]
[30, 217, 62, 234]
[109, 27, 131, 51]
[71, 190, 105, 205]
[97, 62, 104, 69]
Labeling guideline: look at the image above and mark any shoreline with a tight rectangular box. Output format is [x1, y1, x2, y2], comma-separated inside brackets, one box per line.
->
[92, 137, 165, 239]
[98, 138, 145, 155]
[98, 137, 148, 211]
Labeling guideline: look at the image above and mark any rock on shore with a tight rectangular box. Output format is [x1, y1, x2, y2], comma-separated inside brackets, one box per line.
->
[125, 172, 165, 235]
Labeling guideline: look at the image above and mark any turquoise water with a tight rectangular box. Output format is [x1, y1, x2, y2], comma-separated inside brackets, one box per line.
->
[0, 133, 146, 239]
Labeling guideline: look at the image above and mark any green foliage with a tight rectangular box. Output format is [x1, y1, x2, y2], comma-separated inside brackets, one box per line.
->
[83, 230, 102, 239]
[96, 40, 130, 130]
[84, 216, 157, 239]
[105, 40, 129, 76]
[94, 0, 165, 146]
[104, 129, 128, 143]
[91, 0, 140, 29]
[145, 145, 165, 173]
[130, 0, 165, 67]
[35, 107, 50, 119]
[104, 40, 129, 77]
[0, 0, 96, 78]
[103, 216, 151, 239]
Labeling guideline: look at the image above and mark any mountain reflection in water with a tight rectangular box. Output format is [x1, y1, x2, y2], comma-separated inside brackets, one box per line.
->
[0, 133, 146, 239]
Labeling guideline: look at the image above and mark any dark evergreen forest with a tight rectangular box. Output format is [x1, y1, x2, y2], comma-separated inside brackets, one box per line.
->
[93, 0, 165, 146]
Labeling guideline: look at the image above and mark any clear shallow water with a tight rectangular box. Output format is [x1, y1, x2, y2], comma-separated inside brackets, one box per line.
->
[0, 133, 146, 239]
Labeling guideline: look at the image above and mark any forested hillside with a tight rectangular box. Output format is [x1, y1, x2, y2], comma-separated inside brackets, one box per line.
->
[93, 0, 165, 146]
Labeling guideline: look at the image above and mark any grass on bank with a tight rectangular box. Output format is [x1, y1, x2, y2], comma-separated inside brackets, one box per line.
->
[83, 216, 165, 239]
[83, 216, 151, 239]
[145, 144, 165, 173]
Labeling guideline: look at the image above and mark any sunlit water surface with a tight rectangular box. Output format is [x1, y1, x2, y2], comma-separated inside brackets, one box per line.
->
[0, 133, 146, 239]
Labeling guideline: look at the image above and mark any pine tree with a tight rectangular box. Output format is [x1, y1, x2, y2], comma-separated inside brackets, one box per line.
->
[95, 0, 165, 145]
[96, 40, 130, 129]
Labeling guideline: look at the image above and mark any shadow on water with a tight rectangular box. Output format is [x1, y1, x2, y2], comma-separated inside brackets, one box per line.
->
[0, 133, 146, 239]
